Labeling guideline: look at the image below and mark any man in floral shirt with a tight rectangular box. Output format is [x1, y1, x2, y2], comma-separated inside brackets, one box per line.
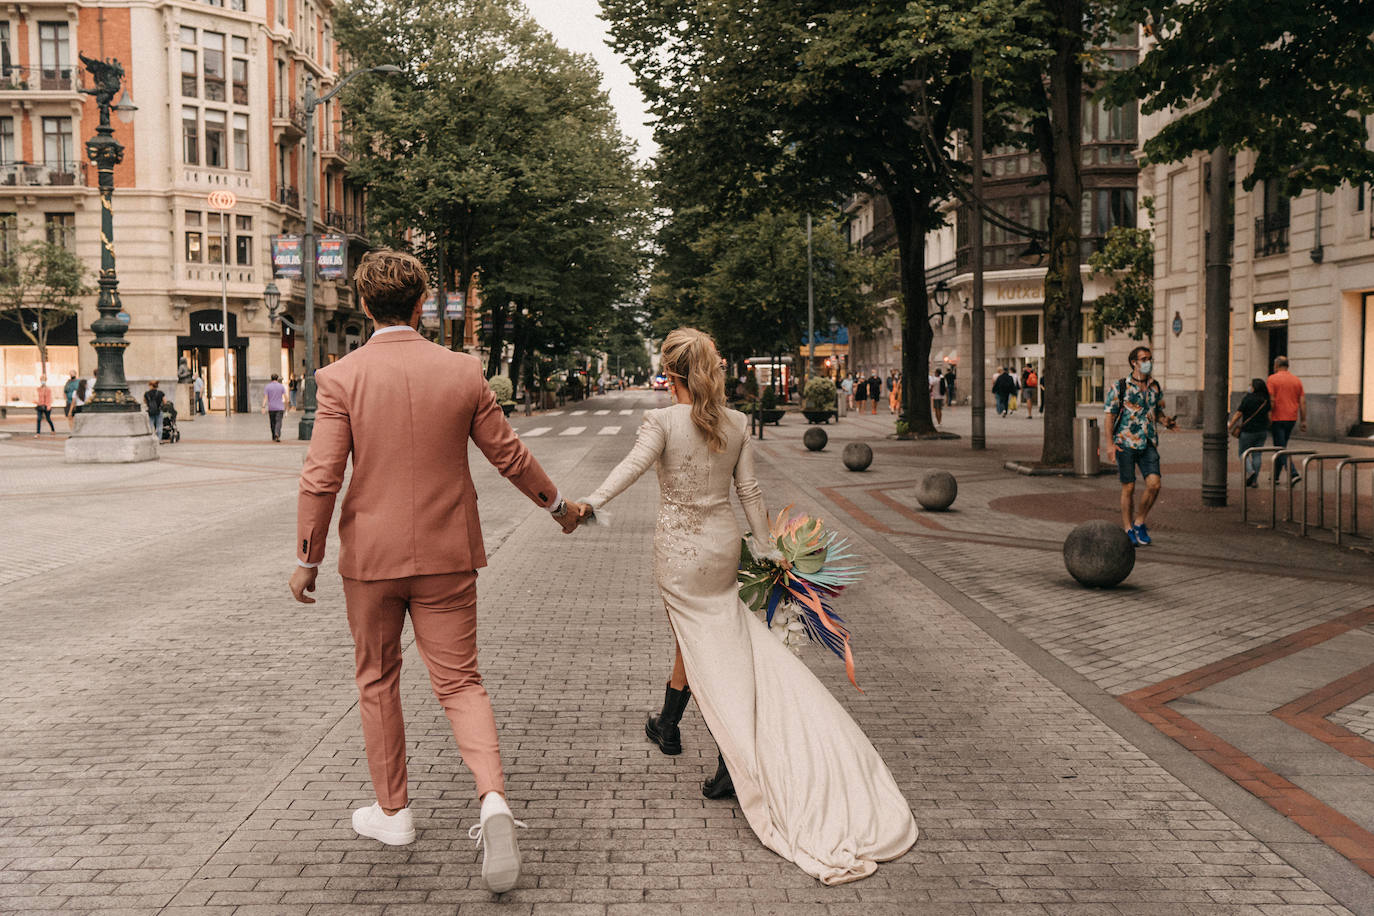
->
[1103, 346, 1176, 546]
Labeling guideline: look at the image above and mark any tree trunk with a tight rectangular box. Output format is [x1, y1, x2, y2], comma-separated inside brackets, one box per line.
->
[509, 309, 527, 383]
[886, 187, 936, 437]
[485, 299, 506, 379]
[1039, 0, 1086, 466]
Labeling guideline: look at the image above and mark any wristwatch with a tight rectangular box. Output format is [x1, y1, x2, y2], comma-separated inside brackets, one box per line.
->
[551, 497, 570, 518]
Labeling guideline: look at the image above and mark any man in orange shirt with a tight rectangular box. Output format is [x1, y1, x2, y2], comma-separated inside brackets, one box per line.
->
[1266, 356, 1307, 485]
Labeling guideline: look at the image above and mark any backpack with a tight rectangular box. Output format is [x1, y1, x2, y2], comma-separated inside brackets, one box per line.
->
[938, 375, 947, 397]
[1026, 370, 1038, 388]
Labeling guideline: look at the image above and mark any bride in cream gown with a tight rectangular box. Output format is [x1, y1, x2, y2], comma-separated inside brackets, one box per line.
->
[577, 328, 917, 886]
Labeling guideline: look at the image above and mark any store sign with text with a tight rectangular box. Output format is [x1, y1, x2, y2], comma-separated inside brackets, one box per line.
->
[1253, 300, 1290, 328]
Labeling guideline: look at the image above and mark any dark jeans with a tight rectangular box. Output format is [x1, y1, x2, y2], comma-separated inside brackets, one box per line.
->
[1237, 429, 1267, 477]
[269, 409, 284, 440]
[35, 406, 54, 432]
[994, 393, 1008, 415]
[1271, 420, 1297, 476]
[149, 412, 162, 440]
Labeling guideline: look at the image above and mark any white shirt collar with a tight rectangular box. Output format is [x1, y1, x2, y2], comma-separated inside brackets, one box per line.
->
[371, 325, 414, 338]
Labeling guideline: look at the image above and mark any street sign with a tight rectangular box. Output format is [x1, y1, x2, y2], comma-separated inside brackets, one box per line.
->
[207, 190, 237, 210]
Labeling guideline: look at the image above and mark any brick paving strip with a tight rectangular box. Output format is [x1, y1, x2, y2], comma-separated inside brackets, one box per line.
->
[1273, 665, 1374, 771]
[1121, 609, 1374, 878]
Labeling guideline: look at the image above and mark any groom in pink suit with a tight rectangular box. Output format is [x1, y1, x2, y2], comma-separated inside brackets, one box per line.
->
[289, 249, 582, 893]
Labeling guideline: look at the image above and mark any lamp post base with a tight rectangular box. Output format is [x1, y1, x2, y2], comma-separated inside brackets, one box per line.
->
[64, 411, 159, 463]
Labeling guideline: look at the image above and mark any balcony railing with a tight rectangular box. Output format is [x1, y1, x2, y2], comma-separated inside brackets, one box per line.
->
[0, 66, 80, 92]
[1254, 214, 1289, 257]
[277, 185, 300, 209]
[0, 161, 87, 187]
[956, 236, 1106, 274]
[274, 97, 306, 132]
[324, 209, 366, 236]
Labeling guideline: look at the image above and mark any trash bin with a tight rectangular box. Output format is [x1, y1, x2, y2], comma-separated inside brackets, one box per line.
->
[1074, 416, 1100, 477]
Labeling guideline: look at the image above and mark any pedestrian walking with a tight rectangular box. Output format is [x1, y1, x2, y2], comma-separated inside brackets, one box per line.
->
[928, 369, 945, 425]
[885, 370, 897, 414]
[1229, 379, 1271, 488]
[1266, 356, 1307, 485]
[866, 371, 881, 415]
[262, 373, 288, 442]
[990, 367, 1012, 417]
[1021, 365, 1038, 418]
[288, 249, 584, 893]
[1103, 346, 1177, 546]
[854, 370, 868, 413]
[944, 367, 957, 405]
[144, 380, 165, 441]
[888, 370, 902, 414]
[840, 374, 854, 410]
[62, 370, 79, 428]
[288, 374, 299, 410]
[34, 376, 55, 437]
[194, 373, 206, 414]
[71, 377, 88, 416]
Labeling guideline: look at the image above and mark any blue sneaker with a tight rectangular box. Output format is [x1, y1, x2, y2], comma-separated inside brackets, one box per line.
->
[1132, 523, 1152, 546]
[1126, 527, 1141, 546]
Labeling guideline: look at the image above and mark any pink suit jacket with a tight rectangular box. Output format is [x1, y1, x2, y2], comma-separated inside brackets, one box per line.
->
[297, 326, 558, 580]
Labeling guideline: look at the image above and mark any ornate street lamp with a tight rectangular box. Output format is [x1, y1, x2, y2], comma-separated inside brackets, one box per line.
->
[930, 279, 951, 324]
[66, 54, 156, 463]
[298, 64, 401, 440]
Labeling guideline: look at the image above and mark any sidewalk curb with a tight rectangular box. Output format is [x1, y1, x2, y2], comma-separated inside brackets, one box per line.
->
[1004, 460, 1114, 477]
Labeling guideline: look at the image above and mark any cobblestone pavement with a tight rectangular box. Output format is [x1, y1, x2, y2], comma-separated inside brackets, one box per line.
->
[0, 392, 1370, 915]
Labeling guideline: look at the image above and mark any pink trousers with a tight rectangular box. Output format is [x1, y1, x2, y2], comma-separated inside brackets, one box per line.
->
[342, 572, 503, 809]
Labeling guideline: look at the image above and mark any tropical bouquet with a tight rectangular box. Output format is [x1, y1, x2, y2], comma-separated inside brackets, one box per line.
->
[738, 507, 865, 690]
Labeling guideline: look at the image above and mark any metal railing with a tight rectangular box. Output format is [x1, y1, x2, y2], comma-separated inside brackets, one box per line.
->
[1255, 213, 1290, 257]
[0, 66, 80, 92]
[273, 97, 306, 131]
[276, 185, 300, 209]
[1270, 449, 1316, 528]
[1241, 447, 1285, 525]
[0, 161, 87, 187]
[1335, 459, 1374, 547]
[1298, 454, 1349, 536]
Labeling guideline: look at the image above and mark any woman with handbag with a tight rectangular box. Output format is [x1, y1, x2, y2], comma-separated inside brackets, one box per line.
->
[1229, 378, 1271, 488]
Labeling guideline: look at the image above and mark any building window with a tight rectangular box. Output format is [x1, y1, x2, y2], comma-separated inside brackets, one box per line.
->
[0, 117, 13, 165]
[1357, 184, 1365, 213]
[231, 57, 248, 105]
[207, 220, 225, 264]
[0, 212, 17, 265]
[1256, 180, 1291, 257]
[38, 22, 70, 86]
[41, 117, 73, 168]
[182, 108, 199, 164]
[0, 23, 13, 77]
[181, 49, 198, 97]
[185, 231, 203, 262]
[232, 0, 247, 10]
[204, 0, 224, 7]
[1082, 188, 1136, 240]
[236, 234, 252, 265]
[203, 32, 226, 102]
[45, 212, 75, 251]
[180, 26, 197, 44]
[232, 114, 249, 170]
[205, 110, 226, 168]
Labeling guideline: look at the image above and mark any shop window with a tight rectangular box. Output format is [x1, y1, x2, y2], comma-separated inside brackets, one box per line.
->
[1077, 357, 1105, 404]
[182, 108, 199, 165]
[205, 110, 226, 168]
[44, 212, 75, 251]
[232, 114, 249, 170]
[203, 32, 226, 102]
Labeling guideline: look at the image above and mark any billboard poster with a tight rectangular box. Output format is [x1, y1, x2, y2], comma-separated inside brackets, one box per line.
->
[421, 293, 438, 319]
[316, 235, 347, 280]
[271, 235, 302, 278]
[445, 291, 465, 320]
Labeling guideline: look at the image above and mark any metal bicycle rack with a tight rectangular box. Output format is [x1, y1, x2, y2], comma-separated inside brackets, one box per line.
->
[1269, 449, 1316, 528]
[1240, 446, 1285, 525]
[1335, 458, 1374, 547]
[1298, 453, 1350, 536]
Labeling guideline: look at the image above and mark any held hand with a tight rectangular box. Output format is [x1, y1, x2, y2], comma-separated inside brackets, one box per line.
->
[559, 501, 588, 534]
[289, 565, 318, 604]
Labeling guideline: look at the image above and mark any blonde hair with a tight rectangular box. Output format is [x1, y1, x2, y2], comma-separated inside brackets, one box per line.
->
[660, 327, 728, 452]
[355, 249, 429, 323]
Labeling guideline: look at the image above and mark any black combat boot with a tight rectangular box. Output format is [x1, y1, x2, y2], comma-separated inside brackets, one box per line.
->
[702, 753, 735, 799]
[645, 683, 691, 755]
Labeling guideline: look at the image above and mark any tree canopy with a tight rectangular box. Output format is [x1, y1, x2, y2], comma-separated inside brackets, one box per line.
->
[0, 239, 89, 372]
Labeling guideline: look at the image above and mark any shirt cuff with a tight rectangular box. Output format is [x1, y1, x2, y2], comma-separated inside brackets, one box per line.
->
[546, 490, 565, 514]
[297, 560, 319, 568]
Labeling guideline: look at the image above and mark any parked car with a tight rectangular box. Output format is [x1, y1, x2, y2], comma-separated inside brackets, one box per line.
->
[651, 374, 669, 391]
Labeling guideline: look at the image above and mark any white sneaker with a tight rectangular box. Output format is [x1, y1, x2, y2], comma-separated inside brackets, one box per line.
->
[352, 802, 416, 846]
[469, 795, 527, 893]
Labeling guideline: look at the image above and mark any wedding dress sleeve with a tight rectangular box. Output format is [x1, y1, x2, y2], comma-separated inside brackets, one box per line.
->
[733, 419, 780, 561]
[581, 411, 667, 523]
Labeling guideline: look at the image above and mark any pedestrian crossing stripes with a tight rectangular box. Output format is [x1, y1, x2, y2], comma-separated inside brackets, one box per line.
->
[522, 427, 552, 438]
[598, 426, 621, 435]
[618, 409, 633, 416]
[560, 426, 586, 436]
[594, 409, 610, 415]
[546, 411, 564, 417]
[571, 410, 587, 416]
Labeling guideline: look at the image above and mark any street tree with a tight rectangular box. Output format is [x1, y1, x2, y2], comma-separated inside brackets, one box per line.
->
[603, 0, 972, 436]
[0, 240, 90, 375]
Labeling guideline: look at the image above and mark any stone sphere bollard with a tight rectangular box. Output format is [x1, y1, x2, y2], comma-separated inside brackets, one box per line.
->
[916, 470, 957, 511]
[803, 427, 828, 452]
[1063, 520, 1135, 588]
[842, 442, 873, 472]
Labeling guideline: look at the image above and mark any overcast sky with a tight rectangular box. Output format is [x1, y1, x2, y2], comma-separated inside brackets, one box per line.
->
[521, 0, 658, 163]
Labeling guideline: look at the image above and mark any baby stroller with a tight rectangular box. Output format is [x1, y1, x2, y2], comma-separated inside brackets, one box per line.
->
[161, 403, 181, 443]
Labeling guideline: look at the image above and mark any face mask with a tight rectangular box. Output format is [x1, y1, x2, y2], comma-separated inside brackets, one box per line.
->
[1139, 360, 1153, 375]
